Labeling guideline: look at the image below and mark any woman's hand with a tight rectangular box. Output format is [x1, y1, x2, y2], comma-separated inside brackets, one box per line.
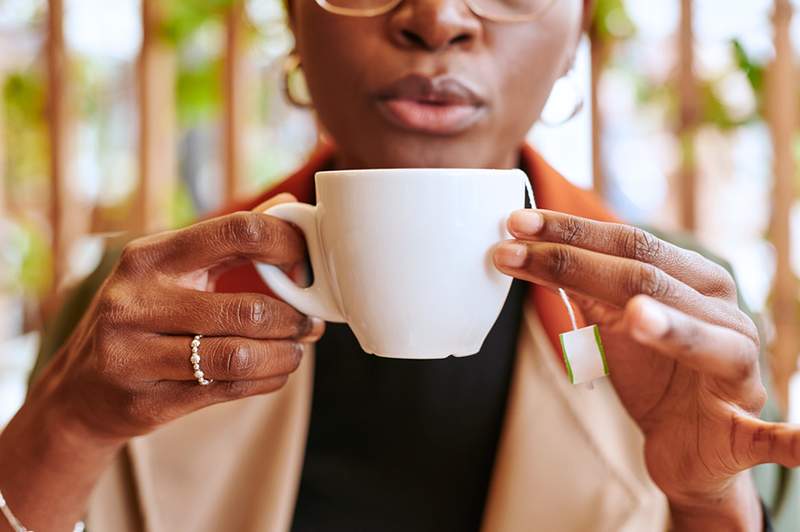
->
[43, 194, 322, 440]
[494, 209, 800, 530]
[0, 194, 322, 531]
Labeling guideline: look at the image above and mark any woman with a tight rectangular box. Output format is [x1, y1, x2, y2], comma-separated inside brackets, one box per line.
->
[0, 0, 796, 530]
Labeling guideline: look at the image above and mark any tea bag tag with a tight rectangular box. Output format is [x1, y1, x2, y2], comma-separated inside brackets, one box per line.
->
[521, 179, 608, 389]
[557, 288, 609, 390]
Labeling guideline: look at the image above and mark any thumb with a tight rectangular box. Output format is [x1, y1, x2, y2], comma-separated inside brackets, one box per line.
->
[253, 192, 307, 282]
[252, 192, 298, 213]
[736, 416, 800, 470]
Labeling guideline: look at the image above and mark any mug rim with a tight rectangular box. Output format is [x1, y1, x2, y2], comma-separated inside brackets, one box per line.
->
[316, 168, 527, 178]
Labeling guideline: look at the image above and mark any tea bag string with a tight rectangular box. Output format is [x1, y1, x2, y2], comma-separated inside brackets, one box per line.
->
[558, 288, 579, 331]
[524, 177, 600, 390]
[522, 178, 578, 332]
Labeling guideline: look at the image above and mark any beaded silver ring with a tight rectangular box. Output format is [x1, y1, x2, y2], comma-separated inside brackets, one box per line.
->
[190, 334, 213, 386]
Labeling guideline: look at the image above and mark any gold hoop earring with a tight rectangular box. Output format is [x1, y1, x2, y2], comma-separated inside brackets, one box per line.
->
[283, 53, 313, 109]
[539, 68, 585, 127]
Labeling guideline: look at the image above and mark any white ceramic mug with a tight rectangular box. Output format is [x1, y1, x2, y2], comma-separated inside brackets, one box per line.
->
[255, 168, 529, 359]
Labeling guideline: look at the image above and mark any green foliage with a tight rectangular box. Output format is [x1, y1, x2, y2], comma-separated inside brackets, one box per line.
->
[171, 181, 198, 228]
[634, 41, 762, 132]
[1, 219, 53, 296]
[731, 39, 767, 120]
[591, 0, 636, 43]
[3, 71, 45, 121]
[2, 66, 51, 296]
[732, 39, 765, 95]
[2, 70, 48, 188]
[159, 0, 237, 45]
[18, 221, 52, 296]
[71, 59, 107, 121]
[698, 79, 752, 131]
[176, 58, 222, 126]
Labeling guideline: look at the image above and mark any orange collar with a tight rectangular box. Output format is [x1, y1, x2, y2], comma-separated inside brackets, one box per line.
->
[216, 143, 618, 358]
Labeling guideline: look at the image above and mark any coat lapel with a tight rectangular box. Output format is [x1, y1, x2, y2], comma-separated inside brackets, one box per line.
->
[480, 301, 668, 532]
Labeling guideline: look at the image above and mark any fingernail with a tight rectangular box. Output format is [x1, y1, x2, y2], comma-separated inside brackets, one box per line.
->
[509, 210, 544, 235]
[299, 316, 326, 342]
[495, 242, 528, 269]
[634, 298, 669, 340]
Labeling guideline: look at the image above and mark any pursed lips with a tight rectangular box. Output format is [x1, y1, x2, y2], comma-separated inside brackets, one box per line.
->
[375, 73, 487, 135]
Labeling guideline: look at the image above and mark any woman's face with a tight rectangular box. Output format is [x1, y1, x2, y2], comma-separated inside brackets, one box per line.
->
[289, 0, 584, 169]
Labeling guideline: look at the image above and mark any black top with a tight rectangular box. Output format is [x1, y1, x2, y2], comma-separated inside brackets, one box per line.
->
[290, 278, 528, 532]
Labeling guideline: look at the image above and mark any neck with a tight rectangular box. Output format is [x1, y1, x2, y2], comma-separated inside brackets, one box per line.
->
[330, 146, 523, 171]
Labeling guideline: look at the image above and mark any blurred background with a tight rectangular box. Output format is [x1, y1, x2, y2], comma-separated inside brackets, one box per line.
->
[0, 0, 799, 521]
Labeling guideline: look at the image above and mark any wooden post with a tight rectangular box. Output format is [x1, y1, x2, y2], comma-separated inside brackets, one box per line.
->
[767, 0, 799, 408]
[46, 0, 72, 291]
[676, 0, 699, 232]
[223, 0, 248, 204]
[590, 30, 609, 198]
[0, 73, 5, 218]
[137, 0, 177, 233]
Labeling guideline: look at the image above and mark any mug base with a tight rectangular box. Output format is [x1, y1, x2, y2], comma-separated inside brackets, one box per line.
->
[364, 346, 482, 360]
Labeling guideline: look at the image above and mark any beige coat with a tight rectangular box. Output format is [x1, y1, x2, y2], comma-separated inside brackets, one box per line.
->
[86, 145, 670, 531]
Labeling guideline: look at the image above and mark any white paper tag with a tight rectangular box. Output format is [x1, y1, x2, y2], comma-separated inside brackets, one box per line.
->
[559, 324, 609, 385]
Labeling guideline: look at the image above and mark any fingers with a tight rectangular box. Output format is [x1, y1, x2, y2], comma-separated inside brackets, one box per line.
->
[252, 193, 308, 283]
[493, 239, 753, 336]
[152, 374, 295, 416]
[117, 209, 307, 277]
[623, 295, 759, 383]
[109, 286, 325, 340]
[494, 239, 703, 311]
[143, 335, 306, 381]
[748, 419, 800, 469]
[507, 210, 738, 300]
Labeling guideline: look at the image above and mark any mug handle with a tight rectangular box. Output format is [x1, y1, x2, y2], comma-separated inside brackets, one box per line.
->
[254, 203, 346, 323]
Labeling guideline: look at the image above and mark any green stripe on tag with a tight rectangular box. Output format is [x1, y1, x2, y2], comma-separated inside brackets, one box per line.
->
[559, 333, 575, 384]
[593, 325, 609, 376]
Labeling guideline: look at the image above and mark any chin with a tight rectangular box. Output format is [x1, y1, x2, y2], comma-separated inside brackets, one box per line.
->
[343, 131, 514, 170]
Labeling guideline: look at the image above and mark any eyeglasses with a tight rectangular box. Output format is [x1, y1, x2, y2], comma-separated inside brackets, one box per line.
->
[315, 0, 557, 23]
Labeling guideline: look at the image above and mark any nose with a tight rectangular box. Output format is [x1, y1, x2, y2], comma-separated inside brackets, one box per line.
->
[388, 0, 482, 52]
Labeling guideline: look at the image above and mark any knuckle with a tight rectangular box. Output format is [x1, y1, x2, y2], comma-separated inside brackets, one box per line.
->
[223, 341, 257, 379]
[92, 327, 122, 375]
[753, 383, 768, 412]
[95, 288, 129, 325]
[95, 294, 129, 327]
[91, 329, 144, 384]
[709, 263, 738, 298]
[663, 318, 695, 350]
[543, 245, 574, 279]
[733, 354, 756, 382]
[555, 216, 587, 246]
[736, 309, 760, 343]
[630, 264, 672, 299]
[738, 335, 760, 372]
[117, 238, 157, 276]
[229, 295, 271, 332]
[623, 227, 664, 264]
[226, 212, 271, 248]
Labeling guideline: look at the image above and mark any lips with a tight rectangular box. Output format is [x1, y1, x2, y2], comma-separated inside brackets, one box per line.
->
[375, 74, 486, 135]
